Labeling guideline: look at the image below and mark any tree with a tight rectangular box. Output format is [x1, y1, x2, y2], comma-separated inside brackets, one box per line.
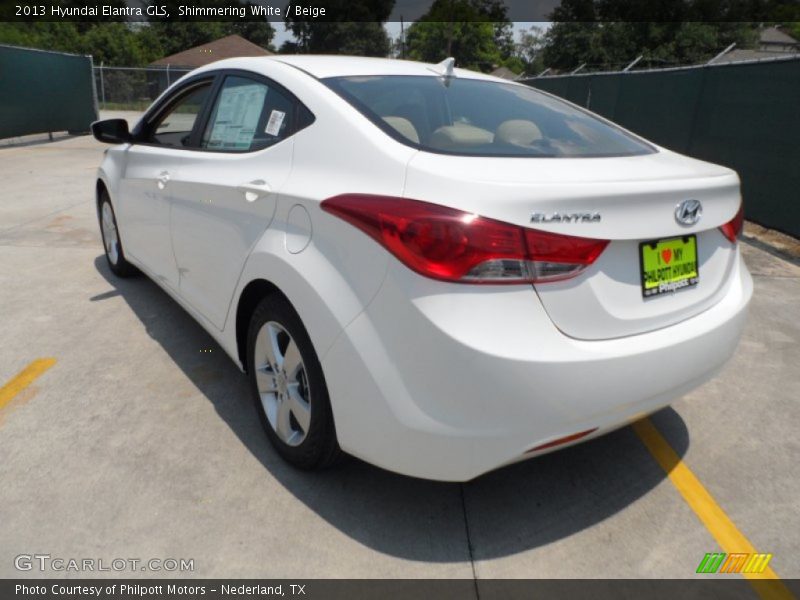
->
[145, 1, 274, 56]
[406, 21, 500, 70]
[82, 23, 162, 66]
[784, 22, 800, 40]
[0, 21, 162, 67]
[281, 22, 391, 56]
[540, 0, 766, 72]
[404, 0, 514, 72]
[0, 22, 83, 55]
[282, 0, 393, 56]
[515, 25, 546, 75]
[542, 21, 760, 72]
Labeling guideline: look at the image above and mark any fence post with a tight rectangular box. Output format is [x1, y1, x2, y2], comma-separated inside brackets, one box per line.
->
[166, 63, 171, 88]
[89, 54, 100, 119]
[623, 55, 643, 72]
[99, 61, 106, 109]
[708, 43, 736, 65]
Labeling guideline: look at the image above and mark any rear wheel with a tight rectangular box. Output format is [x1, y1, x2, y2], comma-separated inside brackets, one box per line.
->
[99, 192, 136, 277]
[247, 294, 341, 469]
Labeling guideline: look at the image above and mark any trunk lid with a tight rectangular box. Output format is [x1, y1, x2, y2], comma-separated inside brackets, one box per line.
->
[403, 148, 741, 340]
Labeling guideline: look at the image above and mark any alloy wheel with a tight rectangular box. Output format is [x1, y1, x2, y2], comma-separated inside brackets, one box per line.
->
[101, 202, 119, 265]
[254, 321, 311, 447]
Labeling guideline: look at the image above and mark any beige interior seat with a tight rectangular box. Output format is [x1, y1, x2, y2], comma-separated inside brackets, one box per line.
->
[429, 123, 494, 151]
[494, 119, 543, 147]
[382, 116, 420, 143]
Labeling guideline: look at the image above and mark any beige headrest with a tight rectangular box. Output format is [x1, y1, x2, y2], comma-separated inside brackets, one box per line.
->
[495, 120, 543, 146]
[429, 123, 493, 150]
[382, 116, 420, 143]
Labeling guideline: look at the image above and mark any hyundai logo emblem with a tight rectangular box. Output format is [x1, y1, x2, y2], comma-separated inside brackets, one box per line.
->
[675, 199, 702, 226]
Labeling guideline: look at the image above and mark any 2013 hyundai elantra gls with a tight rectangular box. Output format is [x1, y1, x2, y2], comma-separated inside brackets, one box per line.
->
[91, 55, 751, 481]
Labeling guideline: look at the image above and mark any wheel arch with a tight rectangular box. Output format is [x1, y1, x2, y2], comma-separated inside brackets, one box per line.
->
[95, 178, 109, 216]
[235, 279, 288, 372]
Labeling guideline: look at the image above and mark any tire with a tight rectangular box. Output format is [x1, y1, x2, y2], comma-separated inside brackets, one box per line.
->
[98, 192, 137, 277]
[247, 294, 341, 470]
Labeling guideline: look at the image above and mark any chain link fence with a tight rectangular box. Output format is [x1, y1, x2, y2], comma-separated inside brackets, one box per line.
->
[94, 65, 192, 111]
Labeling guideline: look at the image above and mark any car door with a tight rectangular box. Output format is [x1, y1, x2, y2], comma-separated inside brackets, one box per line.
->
[118, 78, 215, 290]
[168, 72, 306, 330]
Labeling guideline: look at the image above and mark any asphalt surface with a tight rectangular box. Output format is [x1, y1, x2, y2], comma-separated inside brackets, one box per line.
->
[0, 126, 798, 582]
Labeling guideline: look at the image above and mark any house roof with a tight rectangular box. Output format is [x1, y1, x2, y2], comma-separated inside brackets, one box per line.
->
[489, 66, 519, 80]
[149, 34, 272, 68]
[760, 26, 799, 47]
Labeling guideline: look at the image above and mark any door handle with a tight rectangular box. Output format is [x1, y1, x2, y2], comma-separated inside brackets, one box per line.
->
[157, 171, 170, 190]
[238, 179, 272, 203]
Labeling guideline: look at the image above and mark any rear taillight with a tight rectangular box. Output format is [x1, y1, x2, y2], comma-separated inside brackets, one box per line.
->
[321, 194, 609, 284]
[719, 202, 744, 243]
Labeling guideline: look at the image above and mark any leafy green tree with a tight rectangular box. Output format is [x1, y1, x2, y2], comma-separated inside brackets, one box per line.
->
[784, 22, 800, 40]
[541, 0, 765, 72]
[542, 21, 760, 71]
[515, 25, 546, 75]
[404, 0, 513, 71]
[81, 23, 162, 66]
[282, 0, 394, 56]
[227, 19, 277, 50]
[406, 21, 500, 70]
[281, 22, 391, 56]
[0, 21, 162, 66]
[0, 22, 83, 54]
[144, 1, 274, 56]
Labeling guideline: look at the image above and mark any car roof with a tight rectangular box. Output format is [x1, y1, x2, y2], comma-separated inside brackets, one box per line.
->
[206, 55, 501, 82]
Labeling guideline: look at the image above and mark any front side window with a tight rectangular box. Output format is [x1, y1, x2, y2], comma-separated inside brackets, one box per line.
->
[148, 82, 212, 148]
[201, 75, 295, 152]
[323, 75, 655, 158]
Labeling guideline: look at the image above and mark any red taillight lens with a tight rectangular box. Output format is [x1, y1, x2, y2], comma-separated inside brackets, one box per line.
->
[719, 202, 744, 243]
[321, 194, 609, 284]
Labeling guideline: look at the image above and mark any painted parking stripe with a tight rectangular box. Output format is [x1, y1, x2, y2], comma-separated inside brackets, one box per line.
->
[0, 358, 56, 411]
[633, 417, 794, 600]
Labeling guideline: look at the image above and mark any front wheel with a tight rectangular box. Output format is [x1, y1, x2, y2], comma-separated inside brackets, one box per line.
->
[99, 193, 137, 277]
[247, 294, 341, 470]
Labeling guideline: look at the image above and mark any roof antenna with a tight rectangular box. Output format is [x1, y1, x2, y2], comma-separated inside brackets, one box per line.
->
[428, 57, 456, 84]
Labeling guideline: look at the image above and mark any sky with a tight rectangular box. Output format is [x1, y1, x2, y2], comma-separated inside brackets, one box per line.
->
[271, 21, 552, 50]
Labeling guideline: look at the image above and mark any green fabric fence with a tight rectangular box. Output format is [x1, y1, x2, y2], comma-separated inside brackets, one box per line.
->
[525, 58, 800, 238]
[0, 44, 97, 139]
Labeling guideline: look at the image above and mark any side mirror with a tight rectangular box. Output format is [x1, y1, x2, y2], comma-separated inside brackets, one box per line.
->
[91, 119, 132, 144]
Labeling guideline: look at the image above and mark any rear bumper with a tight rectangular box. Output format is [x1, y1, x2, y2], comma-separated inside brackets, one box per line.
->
[321, 248, 753, 481]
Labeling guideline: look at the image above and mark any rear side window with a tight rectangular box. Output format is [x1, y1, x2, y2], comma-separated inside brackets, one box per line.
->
[201, 75, 295, 152]
[323, 75, 654, 158]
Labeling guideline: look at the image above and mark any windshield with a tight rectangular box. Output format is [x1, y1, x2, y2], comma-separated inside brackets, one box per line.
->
[323, 75, 654, 158]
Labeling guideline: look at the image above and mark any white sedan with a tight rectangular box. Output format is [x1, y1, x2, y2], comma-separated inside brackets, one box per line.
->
[91, 56, 751, 481]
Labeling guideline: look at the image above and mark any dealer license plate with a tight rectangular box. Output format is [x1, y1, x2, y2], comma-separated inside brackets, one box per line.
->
[639, 235, 699, 298]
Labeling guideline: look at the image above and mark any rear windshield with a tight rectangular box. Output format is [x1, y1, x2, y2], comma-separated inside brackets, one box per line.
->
[323, 75, 654, 158]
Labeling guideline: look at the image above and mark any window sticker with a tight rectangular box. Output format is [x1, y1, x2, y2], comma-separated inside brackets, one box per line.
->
[265, 110, 286, 136]
[206, 83, 267, 150]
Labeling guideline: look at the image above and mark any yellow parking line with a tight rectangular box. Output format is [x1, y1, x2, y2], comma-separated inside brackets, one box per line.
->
[0, 358, 56, 411]
[633, 418, 795, 600]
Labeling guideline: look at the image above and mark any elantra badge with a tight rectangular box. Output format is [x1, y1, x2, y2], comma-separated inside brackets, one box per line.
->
[675, 199, 702, 226]
[531, 212, 601, 224]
